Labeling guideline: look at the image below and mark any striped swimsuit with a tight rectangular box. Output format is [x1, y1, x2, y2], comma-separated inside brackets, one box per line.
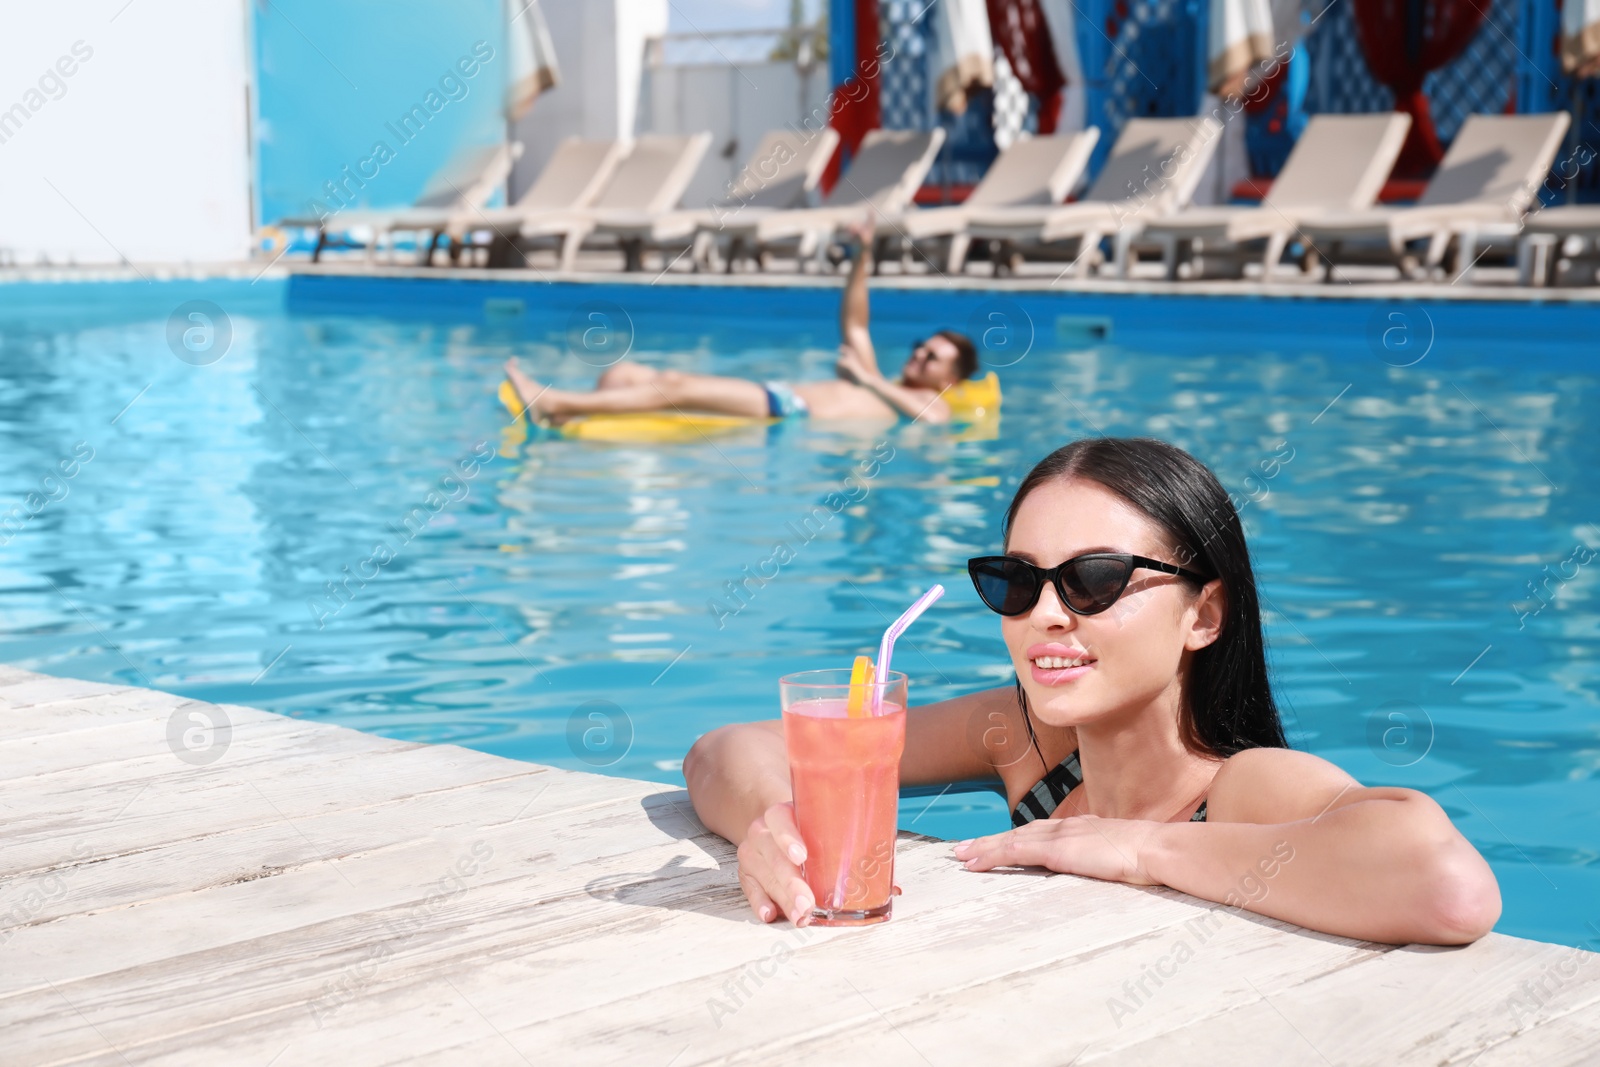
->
[1012, 750, 1209, 828]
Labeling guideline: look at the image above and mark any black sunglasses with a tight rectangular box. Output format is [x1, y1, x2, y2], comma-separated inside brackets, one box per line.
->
[966, 553, 1212, 617]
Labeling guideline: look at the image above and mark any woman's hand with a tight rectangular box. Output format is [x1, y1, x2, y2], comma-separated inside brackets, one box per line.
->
[951, 816, 1166, 886]
[736, 801, 817, 926]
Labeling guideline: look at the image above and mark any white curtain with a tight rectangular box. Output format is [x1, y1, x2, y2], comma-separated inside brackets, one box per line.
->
[1207, 0, 1276, 95]
[930, 0, 995, 115]
[1037, 0, 1087, 132]
[506, 0, 560, 121]
[1564, 0, 1600, 77]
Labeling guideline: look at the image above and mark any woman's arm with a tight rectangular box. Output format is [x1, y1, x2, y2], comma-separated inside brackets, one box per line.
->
[1143, 748, 1501, 945]
[953, 748, 1501, 946]
[682, 720, 791, 845]
[683, 683, 1019, 842]
[684, 721, 809, 924]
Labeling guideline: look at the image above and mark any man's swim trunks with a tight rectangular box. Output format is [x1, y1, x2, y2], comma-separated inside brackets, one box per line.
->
[762, 381, 810, 419]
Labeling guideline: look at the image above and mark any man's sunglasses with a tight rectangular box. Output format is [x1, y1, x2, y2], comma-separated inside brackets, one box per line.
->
[966, 553, 1212, 617]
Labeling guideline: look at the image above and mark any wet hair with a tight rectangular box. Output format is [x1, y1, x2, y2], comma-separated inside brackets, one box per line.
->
[933, 329, 979, 381]
[1002, 436, 1288, 762]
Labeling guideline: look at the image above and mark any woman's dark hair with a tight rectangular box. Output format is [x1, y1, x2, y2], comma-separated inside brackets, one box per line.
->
[1003, 436, 1287, 760]
[934, 329, 979, 381]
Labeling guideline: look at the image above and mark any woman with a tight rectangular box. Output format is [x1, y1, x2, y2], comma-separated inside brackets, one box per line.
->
[683, 437, 1501, 945]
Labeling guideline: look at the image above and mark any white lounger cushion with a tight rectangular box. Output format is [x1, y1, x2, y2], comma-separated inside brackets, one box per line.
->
[1146, 113, 1412, 242]
[965, 116, 1222, 240]
[1303, 113, 1572, 242]
[392, 138, 623, 234]
[595, 128, 842, 242]
[897, 130, 1100, 239]
[712, 129, 946, 242]
[277, 142, 521, 232]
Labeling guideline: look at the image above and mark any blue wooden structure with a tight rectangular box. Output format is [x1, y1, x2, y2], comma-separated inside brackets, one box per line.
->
[829, 0, 1596, 199]
[1517, 0, 1600, 201]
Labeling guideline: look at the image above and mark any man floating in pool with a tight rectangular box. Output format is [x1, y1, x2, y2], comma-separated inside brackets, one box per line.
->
[502, 218, 978, 427]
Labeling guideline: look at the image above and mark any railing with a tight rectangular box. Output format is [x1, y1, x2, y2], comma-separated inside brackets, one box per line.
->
[854, 0, 1591, 193]
[639, 25, 832, 211]
[649, 24, 827, 68]
[1517, 0, 1600, 203]
[877, 0, 1001, 192]
[1301, 0, 1517, 141]
[875, 0, 1205, 185]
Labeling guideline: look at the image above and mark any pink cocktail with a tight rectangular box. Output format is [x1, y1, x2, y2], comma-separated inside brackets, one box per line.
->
[779, 669, 908, 926]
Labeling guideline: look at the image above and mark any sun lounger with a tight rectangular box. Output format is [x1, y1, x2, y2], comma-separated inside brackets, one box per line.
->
[514, 133, 713, 271]
[963, 116, 1223, 277]
[889, 130, 1100, 272]
[382, 137, 625, 267]
[1145, 113, 1411, 280]
[700, 129, 946, 271]
[277, 142, 522, 263]
[584, 128, 840, 272]
[1518, 204, 1600, 286]
[1299, 112, 1571, 283]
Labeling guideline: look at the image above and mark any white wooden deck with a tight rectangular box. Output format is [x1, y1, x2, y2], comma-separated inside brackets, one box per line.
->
[4, 667, 1598, 1066]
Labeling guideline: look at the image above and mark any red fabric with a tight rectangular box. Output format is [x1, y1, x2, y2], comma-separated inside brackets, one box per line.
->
[986, 0, 1066, 132]
[1232, 177, 1430, 202]
[1037, 90, 1063, 134]
[1229, 177, 1275, 201]
[824, 0, 883, 193]
[1244, 55, 1290, 115]
[1350, 0, 1488, 177]
[913, 183, 976, 204]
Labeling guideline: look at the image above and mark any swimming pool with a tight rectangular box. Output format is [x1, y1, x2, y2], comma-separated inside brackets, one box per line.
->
[3, 274, 1596, 950]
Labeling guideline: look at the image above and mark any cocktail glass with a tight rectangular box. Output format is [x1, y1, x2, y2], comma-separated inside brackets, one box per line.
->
[779, 668, 908, 926]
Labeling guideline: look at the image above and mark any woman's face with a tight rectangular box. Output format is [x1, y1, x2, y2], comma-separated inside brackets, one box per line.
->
[1001, 477, 1223, 730]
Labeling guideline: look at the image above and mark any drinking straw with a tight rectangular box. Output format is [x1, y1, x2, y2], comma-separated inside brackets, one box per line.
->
[846, 655, 874, 718]
[872, 584, 945, 713]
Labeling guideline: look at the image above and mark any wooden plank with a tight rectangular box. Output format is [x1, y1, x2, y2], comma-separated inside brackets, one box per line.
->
[0, 772, 704, 995]
[1468, 1008, 1600, 1066]
[1, 711, 319, 782]
[505, 895, 1384, 1067]
[416, 885, 1388, 1067]
[0, 663, 41, 687]
[0, 837, 1033, 1065]
[0, 728, 539, 874]
[2, 674, 1596, 1066]
[0, 814, 727, 1061]
[0, 684, 188, 738]
[0, 764, 652, 929]
[1099, 933, 1600, 1066]
[0, 671, 128, 708]
[0, 829, 1378, 1066]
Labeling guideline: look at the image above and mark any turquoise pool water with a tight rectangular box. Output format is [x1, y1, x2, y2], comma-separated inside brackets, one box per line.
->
[2, 277, 1596, 950]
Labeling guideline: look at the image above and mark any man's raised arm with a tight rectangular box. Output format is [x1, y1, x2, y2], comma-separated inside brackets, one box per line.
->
[839, 216, 880, 376]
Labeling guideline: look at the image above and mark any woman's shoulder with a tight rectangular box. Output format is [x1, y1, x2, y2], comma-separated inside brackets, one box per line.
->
[1205, 746, 1364, 824]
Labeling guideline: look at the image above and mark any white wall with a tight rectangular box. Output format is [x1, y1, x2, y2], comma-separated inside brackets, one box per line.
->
[0, 0, 253, 265]
[645, 61, 829, 210]
[509, 0, 670, 200]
